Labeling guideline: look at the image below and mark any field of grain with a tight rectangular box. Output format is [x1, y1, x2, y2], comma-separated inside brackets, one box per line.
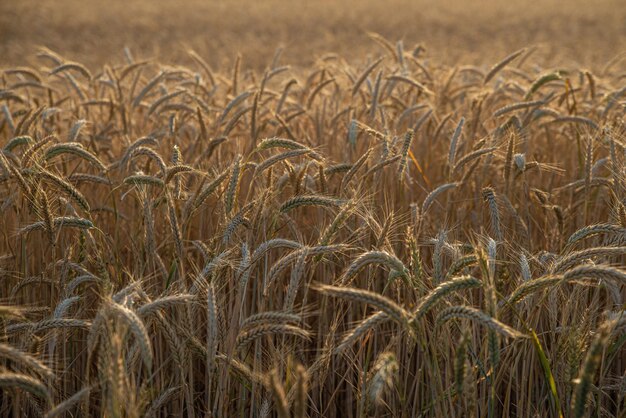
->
[0, 1, 625, 417]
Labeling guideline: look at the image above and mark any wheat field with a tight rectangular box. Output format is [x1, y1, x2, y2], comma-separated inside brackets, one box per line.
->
[0, 1, 626, 417]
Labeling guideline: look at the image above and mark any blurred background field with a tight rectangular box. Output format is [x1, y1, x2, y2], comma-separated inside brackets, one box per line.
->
[2, 0, 625, 69]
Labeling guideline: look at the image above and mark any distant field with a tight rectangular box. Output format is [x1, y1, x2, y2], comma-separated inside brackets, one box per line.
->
[2, 0, 625, 68]
[1, 1, 626, 417]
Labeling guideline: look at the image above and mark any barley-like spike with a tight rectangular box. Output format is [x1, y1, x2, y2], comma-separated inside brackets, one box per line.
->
[482, 187, 503, 241]
[223, 211, 250, 244]
[446, 254, 478, 279]
[251, 238, 302, 266]
[546, 116, 599, 131]
[484, 48, 526, 83]
[454, 147, 497, 174]
[19, 216, 94, 235]
[219, 90, 252, 123]
[433, 230, 446, 283]
[307, 77, 335, 109]
[398, 129, 415, 178]
[341, 250, 408, 285]
[563, 264, 626, 284]
[552, 247, 626, 273]
[255, 149, 311, 175]
[268, 370, 290, 418]
[316, 284, 409, 326]
[225, 155, 242, 215]
[242, 311, 301, 329]
[265, 245, 345, 293]
[386, 75, 434, 95]
[284, 247, 309, 311]
[124, 173, 164, 187]
[206, 282, 218, 374]
[69, 173, 112, 185]
[454, 332, 470, 398]
[519, 254, 532, 281]
[194, 169, 229, 209]
[147, 88, 187, 116]
[448, 118, 464, 167]
[44, 387, 90, 418]
[236, 324, 311, 348]
[506, 275, 564, 305]
[413, 276, 482, 320]
[166, 192, 183, 259]
[525, 71, 563, 99]
[366, 352, 398, 407]
[369, 70, 383, 119]
[325, 163, 353, 175]
[0, 343, 54, 379]
[422, 183, 458, 216]
[53, 296, 81, 318]
[280, 195, 343, 213]
[21, 135, 55, 168]
[294, 364, 308, 417]
[50, 62, 92, 80]
[31, 318, 91, 333]
[120, 136, 158, 167]
[39, 191, 55, 245]
[128, 146, 167, 175]
[494, 99, 546, 117]
[503, 134, 514, 193]
[335, 311, 389, 354]
[4, 135, 34, 152]
[216, 353, 265, 385]
[567, 223, 626, 246]
[352, 57, 384, 96]
[41, 171, 90, 212]
[257, 137, 308, 152]
[342, 147, 372, 189]
[137, 294, 195, 316]
[0, 372, 51, 403]
[571, 320, 616, 418]
[164, 164, 193, 185]
[107, 302, 153, 370]
[436, 305, 525, 338]
[132, 70, 166, 107]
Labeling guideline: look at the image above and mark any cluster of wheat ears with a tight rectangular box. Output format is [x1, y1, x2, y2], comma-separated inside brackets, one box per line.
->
[0, 39, 625, 417]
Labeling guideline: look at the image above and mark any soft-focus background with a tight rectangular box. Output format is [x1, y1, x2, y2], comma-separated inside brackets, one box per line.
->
[2, 0, 625, 69]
